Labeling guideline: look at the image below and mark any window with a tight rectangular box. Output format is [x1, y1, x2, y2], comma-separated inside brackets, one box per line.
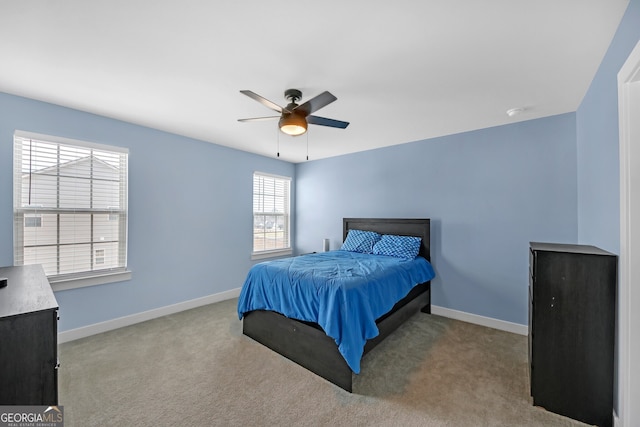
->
[252, 172, 291, 258]
[95, 249, 105, 265]
[13, 131, 130, 289]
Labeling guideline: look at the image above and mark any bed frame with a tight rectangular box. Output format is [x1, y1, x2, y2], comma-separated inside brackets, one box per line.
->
[241, 218, 432, 392]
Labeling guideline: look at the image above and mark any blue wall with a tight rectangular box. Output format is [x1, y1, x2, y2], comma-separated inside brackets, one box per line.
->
[295, 114, 578, 325]
[577, 0, 640, 253]
[2, 0, 638, 333]
[575, 0, 640, 416]
[0, 92, 295, 331]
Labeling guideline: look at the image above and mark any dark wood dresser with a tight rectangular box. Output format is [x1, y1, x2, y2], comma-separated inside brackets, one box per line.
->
[529, 242, 616, 427]
[0, 264, 59, 405]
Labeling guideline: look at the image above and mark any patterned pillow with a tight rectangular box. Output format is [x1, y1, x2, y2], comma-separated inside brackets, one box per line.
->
[340, 229, 381, 254]
[373, 234, 422, 259]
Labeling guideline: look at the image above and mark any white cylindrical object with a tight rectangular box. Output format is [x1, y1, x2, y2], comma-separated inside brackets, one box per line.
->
[323, 238, 330, 252]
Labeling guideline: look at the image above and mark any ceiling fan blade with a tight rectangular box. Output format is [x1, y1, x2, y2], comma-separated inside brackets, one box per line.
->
[240, 90, 289, 113]
[307, 115, 349, 129]
[295, 91, 337, 116]
[238, 116, 280, 122]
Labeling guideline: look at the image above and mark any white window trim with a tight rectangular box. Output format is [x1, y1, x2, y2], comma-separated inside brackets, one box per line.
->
[251, 248, 293, 260]
[13, 130, 132, 290]
[50, 270, 132, 291]
[14, 130, 129, 155]
[252, 171, 292, 259]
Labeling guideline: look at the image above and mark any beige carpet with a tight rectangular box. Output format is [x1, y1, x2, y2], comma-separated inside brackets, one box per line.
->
[58, 298, 590, 426]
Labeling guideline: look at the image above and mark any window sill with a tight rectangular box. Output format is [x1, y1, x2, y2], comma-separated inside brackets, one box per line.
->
[49, 270, 132, 292]
[251, 249, 293, 261]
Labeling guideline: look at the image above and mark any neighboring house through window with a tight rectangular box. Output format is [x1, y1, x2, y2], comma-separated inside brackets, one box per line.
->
[13, 131, 130, 290]
[24, 213, 42, 228]
[252, 172, 292, 259]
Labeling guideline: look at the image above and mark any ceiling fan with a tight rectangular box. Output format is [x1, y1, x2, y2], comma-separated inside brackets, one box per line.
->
[238, 89, 349, 136]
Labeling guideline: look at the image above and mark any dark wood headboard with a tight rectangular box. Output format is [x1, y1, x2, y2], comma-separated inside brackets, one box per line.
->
[343, 218, 431, 261]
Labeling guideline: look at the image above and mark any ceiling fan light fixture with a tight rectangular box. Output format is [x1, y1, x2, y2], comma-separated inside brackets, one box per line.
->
[279, 113, 307, 136]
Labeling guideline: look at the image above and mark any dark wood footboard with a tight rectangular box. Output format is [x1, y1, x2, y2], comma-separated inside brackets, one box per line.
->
[243, 308, 354, 391]
[242, 281, 430, 392]
[242, 218, 433, 392]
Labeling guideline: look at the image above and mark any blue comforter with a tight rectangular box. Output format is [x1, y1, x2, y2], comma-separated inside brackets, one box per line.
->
[237, 250, 435, 373]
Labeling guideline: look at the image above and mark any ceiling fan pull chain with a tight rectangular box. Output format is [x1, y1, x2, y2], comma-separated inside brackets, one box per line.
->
[277, 126, 280, 158]
[306, 128, 309, 161]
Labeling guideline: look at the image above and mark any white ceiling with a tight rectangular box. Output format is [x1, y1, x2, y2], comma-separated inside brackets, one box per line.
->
[0, 1, 629, 163]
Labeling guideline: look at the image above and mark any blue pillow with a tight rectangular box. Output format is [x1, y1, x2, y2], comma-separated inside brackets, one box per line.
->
[373, 234, 422, 259]
[340, 229, 381, 254]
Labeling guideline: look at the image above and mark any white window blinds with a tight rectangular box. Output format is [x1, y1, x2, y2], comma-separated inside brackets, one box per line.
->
[13, 131, 129, 281]
[253, 172, 291, 256]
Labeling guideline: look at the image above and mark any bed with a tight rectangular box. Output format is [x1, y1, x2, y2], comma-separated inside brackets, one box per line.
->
[238, 218, 434, 392]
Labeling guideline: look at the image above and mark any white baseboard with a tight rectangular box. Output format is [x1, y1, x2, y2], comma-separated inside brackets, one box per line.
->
[59, 291, 527, 344]
[431, 305, 528, 335]
[58, 287, 242, 344]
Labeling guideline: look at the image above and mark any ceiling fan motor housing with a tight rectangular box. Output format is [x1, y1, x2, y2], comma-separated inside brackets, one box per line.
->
[280, 89, 306, 135]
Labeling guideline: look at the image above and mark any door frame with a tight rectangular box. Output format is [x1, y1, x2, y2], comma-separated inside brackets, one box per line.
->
[617, 40, 640, 427]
